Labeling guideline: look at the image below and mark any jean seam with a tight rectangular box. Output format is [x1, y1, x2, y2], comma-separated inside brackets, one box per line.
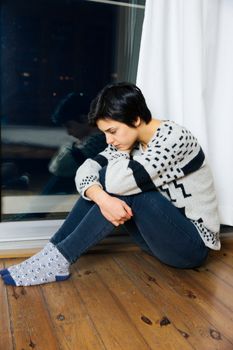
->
[123, 220, 153, 254]
[143, 196, 199, 244]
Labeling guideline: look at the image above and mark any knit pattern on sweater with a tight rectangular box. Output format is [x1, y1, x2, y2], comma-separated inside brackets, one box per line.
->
[75, 121, 220, 250]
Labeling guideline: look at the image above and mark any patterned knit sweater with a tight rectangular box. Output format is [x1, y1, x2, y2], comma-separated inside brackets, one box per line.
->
[75, 120, 221, 250]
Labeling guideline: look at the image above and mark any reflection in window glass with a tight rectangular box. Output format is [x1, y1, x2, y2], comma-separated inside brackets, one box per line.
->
[1, 0, 145, 221]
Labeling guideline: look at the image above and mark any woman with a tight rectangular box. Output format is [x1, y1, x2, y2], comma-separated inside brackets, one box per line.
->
[0, 82, 220, 286]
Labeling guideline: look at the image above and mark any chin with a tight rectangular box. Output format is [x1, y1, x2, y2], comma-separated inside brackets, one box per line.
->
[118, 146, 129, 151]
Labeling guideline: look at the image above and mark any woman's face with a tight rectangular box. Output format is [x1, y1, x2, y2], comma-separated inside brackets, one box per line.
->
[97, 118, 139, 151]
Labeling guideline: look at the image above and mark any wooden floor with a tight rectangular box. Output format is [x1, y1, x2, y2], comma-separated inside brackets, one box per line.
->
[1, 235, 233, 350]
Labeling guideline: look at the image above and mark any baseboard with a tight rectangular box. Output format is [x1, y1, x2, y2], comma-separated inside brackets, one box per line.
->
[0, 220, 63, 257]
[0, 219, 128, 258]
[1, 219, 232, 259]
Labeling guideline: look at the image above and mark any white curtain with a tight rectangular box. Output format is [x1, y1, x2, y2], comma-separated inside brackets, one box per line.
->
[137, 0, 233, 225]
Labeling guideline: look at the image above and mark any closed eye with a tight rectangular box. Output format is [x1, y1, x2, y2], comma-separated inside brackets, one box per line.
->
[107, 128, 117, 134]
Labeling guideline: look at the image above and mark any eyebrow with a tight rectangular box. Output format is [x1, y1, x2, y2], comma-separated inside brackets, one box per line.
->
[104, 127, 116, 132]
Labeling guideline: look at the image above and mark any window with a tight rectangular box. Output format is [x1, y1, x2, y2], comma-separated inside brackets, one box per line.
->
[1, 0, 145, 222]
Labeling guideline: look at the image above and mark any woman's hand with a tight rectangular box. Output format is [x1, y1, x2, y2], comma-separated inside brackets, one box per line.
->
[98, 195, 133, 226]
[85, 185, 133, 226]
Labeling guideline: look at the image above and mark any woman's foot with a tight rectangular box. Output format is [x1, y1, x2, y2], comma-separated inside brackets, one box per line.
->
[0, 242, 70, 286]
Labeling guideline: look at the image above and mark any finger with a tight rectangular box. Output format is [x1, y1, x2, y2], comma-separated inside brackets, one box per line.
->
[122, 212, 131, 220]
[113, 219, 126, 226]
[101, 210, 115, 223]
[117, 206, 131, 220]
[123, 204, 133, 217]
[112, 220, 120, 227]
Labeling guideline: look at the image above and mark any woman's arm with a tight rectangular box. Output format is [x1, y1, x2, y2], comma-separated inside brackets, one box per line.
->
[75, 144, 133, 226]
[75, 144, 130, 199]
[85, 184, 133, 226]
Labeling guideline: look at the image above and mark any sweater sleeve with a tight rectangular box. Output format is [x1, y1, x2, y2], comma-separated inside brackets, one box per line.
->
[75, 144, 130, 200]
[103, 123, 205, 195]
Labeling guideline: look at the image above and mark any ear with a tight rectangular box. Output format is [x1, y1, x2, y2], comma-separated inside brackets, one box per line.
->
[133, 116, 141, 127]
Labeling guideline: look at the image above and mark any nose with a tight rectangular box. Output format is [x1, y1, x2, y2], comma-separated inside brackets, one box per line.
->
[106, 134, 114, 145]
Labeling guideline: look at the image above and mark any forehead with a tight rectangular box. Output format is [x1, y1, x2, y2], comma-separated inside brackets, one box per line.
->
[97, 119, 125, 131]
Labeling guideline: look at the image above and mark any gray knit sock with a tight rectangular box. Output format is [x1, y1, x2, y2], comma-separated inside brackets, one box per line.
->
[5, 242, 54, 274]
[3, 242, 70, 286]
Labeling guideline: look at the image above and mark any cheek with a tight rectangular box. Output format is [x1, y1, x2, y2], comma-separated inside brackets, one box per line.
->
[119, 131, 130, 143]
[117, 127, 137, 144]
[126, 130, 137, 143]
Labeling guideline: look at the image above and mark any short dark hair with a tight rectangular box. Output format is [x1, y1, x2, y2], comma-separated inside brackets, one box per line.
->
[88, 82, 152, 127]
[52, 92, 91, 125]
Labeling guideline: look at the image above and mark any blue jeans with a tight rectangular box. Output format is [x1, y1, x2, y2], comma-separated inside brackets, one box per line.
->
[50, 190, 209, 269]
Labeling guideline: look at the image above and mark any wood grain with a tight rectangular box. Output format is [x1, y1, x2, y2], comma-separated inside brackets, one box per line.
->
[4, 259, 59, 350]
[41, 277, 105, 350]
[0, 261, 13, 350]
[75, 253, 192, 350]
[0, 236, 233, 350]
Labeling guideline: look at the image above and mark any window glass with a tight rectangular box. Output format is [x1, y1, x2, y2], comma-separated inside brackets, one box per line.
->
[1, 0, 145, 221]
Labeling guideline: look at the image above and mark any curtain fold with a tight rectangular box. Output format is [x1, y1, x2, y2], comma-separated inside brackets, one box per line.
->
[137, 0, 233, 225]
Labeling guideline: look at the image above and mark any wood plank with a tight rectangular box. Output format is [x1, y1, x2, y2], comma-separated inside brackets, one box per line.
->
[140, 252, 233, 347]
[209, 248, 233, 269]
[71, 255, 152, 350]
[0, 261, 13, 350]
[195, 257, 233, 288]
[40, 278, 106, 350]
[179, 264, 233, 312]
[1, 235, 233, 350]
[220, 235, 233, 244]
[4, 259, 59, 350]
[75, 253, 192, 350]
[113, 251, 233, 350]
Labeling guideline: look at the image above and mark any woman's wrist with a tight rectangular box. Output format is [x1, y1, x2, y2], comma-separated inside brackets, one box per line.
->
[85, 185, 110, 205]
